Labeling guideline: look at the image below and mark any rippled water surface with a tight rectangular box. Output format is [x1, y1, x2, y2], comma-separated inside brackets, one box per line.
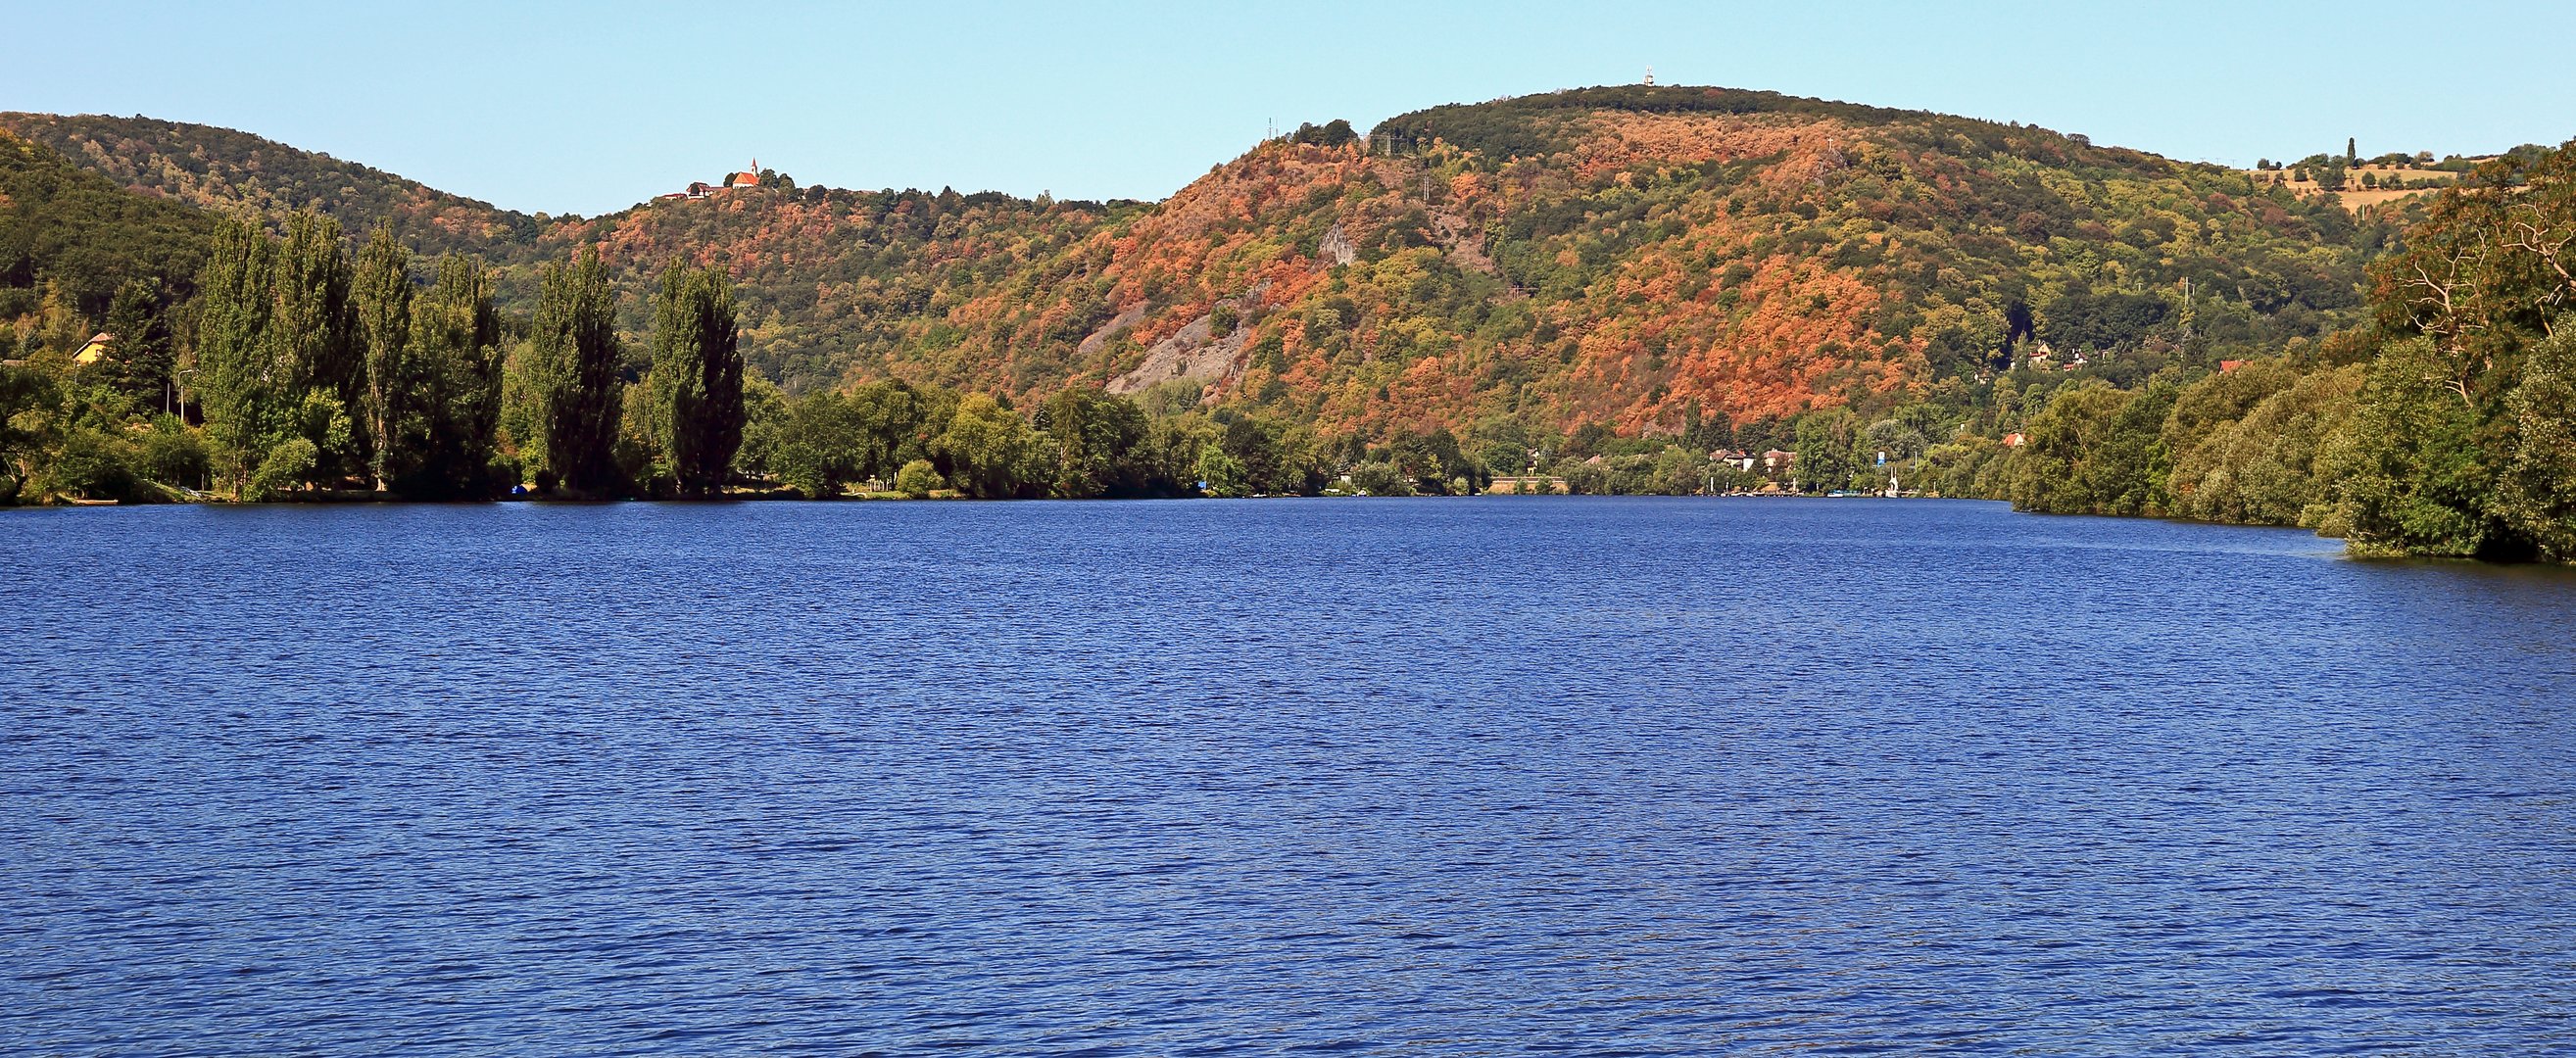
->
[6, 498, 2576, 1054]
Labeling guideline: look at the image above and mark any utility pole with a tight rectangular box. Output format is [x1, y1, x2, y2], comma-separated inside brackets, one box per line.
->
[2181, 276, 2194, 348]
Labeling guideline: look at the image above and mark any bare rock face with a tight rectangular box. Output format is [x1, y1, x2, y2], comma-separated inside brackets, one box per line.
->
[1106, 312, 1250, 395]
[1429, 212, 1502, 279]
[1317, 222, 1358, 266]
[1076, 303, 1148, 358]
[1106, 284, 1271, 396]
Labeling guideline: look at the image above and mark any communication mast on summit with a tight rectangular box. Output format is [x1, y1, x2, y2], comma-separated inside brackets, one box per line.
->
[1644, 66, 1655, 86]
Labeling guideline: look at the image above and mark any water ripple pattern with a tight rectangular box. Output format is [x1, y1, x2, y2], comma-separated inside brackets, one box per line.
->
[4, 498, 2575, 1054]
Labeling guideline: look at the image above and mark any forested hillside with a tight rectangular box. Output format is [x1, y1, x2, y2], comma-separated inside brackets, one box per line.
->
[23, 84, 2572, 564]
[1, 128, 210, 323]
[0, 113, 548, 267]
[1936, 143, 2576, 562]
[564, 187, 1140, 393]
[11, 87, 2388, 436]
[559, 85, 2392, 441]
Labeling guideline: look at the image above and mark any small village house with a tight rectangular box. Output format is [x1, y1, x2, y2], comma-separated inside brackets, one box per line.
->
[664, 161, 766, 200]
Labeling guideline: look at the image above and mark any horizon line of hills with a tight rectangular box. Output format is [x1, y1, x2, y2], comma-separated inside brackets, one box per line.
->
[11, 94, 2514, 220]
[0, 83, 2541, 431]
[18, 81, 2576, 564]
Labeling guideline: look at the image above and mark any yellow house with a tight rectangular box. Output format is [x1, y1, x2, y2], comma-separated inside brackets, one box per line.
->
[73, 332, 114, 365]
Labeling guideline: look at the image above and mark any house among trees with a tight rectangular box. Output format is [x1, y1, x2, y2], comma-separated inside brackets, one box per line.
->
[661, 162, 766, 201]
[73, 332, 113, 365]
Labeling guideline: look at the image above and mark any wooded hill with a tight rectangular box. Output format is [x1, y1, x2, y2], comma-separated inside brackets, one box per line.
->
[1, 127, 210, 324]
[0, 113, 546, 267]
[5, 86, 2394, 437]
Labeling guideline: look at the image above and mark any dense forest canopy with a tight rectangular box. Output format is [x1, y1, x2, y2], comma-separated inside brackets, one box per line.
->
[4, 90, 2386, 427]
[6, 84, 2574, 561]
[0, 129, 210, 320]
[0, 113, 547, 265]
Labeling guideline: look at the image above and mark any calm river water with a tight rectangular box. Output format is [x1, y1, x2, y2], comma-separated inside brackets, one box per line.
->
[4, 498, 2575, 1054]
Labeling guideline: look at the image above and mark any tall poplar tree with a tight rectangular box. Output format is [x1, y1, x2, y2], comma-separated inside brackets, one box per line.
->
[534, 246, 622, 495]
[407, 254, 505, 498]
[353, 227, 414, 490]
[646, 261, 745, 497]
[268, 214, 359, 483]
[193, 215, 279, 496]
[270, 214, 359, 401]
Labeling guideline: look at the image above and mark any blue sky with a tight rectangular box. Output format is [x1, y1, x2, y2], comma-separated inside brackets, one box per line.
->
[7, 1, 2571, 216]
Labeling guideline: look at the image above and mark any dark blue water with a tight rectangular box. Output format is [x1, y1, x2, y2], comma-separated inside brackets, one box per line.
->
[5, 498, 2575, 1055]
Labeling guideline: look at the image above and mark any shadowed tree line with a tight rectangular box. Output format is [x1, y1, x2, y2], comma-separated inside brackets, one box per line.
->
[1897, 142, 2576, 562]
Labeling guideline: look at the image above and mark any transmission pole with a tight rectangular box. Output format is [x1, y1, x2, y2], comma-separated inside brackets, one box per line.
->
[2182, 276, 2194, 346]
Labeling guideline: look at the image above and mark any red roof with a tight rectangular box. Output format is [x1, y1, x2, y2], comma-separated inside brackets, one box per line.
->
[726, 171, 760, 187]
[2218, 360, 2247, 373]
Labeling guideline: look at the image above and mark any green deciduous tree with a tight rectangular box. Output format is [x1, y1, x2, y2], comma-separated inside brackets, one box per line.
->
[2008, 380, 2175, 515]
[772, 389, 865, 499]
[1792, 408, 1861, 492]
[646, 262, 746, 497]
[46, 427, 144, 502]
[247, 436, 318, 502]
[1035, 387, 1147, 498]
[731, 373, 790, 481]
[192, 215, 280, 496]
[894, 457, 943, 498]
[353, 227, 414, 490]
[2165, 362, 2364, 527]
[533, 246, 623, 496]
[404, 255, 506, 498]
[100, 279, 173, 412]
[269, 214, 360, 482]
[2496, 325, 2576, 560]
[2325, 338, 2499, 557]
[935, 393, 1046, 498]
[849, 379, 948, 483]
